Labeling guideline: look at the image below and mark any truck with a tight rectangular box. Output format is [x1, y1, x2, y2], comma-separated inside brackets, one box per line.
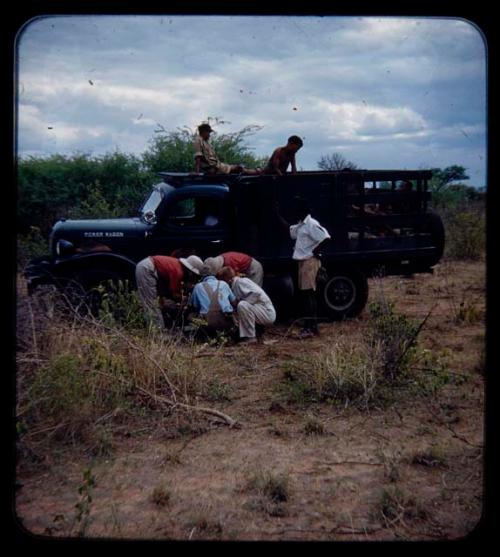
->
[24, 169, 445, 321]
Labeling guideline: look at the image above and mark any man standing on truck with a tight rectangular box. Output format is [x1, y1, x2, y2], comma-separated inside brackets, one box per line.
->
[276, 197, 330, 338]
[135, 254, 204, 328]
[261, 135, 303, 176]
[203, 251, 264, 287]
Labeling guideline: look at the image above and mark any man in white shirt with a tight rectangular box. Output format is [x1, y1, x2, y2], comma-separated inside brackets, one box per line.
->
[217, 266, 276, 344]
[287, 197, 331, 338]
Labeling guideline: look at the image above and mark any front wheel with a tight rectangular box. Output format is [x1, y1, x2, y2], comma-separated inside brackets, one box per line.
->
[317, 267, 368, 321]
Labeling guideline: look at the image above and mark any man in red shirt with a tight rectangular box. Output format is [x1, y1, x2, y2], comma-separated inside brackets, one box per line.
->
[135, 254, 204, 328]
[203, 251, 264, 286]
[261, 135, 303, 176]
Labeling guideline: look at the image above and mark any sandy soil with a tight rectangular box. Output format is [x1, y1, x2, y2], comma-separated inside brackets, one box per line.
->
[15, 259, 485, 541]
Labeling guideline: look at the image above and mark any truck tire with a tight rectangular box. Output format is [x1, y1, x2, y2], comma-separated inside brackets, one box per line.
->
[53, 267, 128, 317]
[262, 274, 295, 320]
[419, 208, 445, 267]
[317, 267, 368, 321]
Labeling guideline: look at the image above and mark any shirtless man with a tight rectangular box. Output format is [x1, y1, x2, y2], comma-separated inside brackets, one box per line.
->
[261, 135, 303, 176]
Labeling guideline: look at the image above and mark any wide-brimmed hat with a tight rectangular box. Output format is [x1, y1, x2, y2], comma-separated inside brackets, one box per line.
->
[179, 255, 204, 275]
[202, 257, 222, 277]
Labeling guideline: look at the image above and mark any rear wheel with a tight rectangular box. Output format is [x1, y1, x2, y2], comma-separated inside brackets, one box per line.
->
[53, 268, 130, 317]
[317, 267, 368, 321]
[418, 208, 445, 267]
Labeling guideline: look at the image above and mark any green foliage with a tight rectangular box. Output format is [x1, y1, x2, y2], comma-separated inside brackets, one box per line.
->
[443, 207, 485, 260]
[278, 339, 382, 409]
[73, 467, 96, 536]
[17, 118, 267, 257]
[368, 301, 421, 380]
[17, 151, 152, 236]
[204, 377, 232, 402]
[69, 182, 122, 220]
[97, 279, 147, 330]
[142, 117, 266, 173]
[17, 226, 48, 268]
[427, 165, 486, 210]
[28, 354, 91, 420]
[278, 303, 444, 410]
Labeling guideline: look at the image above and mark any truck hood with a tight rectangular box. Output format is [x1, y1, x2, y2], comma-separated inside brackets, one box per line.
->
[50, 217, 151, 250]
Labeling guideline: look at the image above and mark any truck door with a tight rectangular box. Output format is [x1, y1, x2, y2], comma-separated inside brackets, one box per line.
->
[149, 190, 231, 258]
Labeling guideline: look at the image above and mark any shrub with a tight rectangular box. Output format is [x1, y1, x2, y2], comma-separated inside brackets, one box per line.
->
[443, 207, 485, 260]
[96, 280, 147, 330]
[150, 484, 171, 507]
[17, 226, 49, 269]
[245, 471, 290, 503]
[278, 338, 383, 409]
[376, 486, 427, 527]
[368, 301, 421, 381]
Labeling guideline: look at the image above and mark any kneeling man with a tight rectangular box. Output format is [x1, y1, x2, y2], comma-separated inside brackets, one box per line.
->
[217, 266, 276, 344]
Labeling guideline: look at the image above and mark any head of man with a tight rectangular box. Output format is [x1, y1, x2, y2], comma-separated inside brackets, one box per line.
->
[293, 195, 311, 222]
[286, 135, 303, 154]
[217, 266, 236, 285]
[198, 123, 213, 141]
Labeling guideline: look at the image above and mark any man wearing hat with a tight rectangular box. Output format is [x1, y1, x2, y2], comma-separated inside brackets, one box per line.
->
[194, 123, 259, 175]
[135, 254, 204, 328]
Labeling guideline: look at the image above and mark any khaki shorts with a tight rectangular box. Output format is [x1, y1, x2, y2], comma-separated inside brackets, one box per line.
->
[216, 162, 232, 174]
[298, 257, 321, 291]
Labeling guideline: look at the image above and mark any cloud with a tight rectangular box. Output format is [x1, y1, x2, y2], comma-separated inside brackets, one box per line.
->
[16, 15, 487, 186]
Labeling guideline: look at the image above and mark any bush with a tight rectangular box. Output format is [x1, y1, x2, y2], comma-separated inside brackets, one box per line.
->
[442, 207, 485, 260]
[96, 279, 147, 330]
[17, 226, 49, 268]
[368, 301, 421, 380]
[279, 338, 383, 409]
[277, 302, 443, 410]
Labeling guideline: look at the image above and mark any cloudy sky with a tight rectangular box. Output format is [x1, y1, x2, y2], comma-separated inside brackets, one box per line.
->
[17, 15, 487, 186]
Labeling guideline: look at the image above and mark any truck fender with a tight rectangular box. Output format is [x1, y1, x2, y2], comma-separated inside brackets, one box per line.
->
[52, 252, 138, 289]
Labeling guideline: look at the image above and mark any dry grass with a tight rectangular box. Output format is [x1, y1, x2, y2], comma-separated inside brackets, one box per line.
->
[15, 259, 485, 541]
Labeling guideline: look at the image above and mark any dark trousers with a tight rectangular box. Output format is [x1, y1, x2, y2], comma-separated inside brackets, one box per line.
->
[300, 289, 318, 333]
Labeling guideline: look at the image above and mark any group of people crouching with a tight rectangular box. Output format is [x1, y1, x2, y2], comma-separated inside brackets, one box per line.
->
[135, 251, 276, 344]
[135, 196, 332, 342]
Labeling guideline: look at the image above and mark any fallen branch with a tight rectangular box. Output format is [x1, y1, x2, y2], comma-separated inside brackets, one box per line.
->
[317, 460, 383, 467]
[93, 369, 240, 429]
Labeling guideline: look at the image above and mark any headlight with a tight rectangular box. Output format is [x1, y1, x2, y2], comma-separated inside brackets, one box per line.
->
[56, 239, 75, 257]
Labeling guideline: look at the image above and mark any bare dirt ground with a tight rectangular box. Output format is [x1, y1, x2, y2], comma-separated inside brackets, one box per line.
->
[15, 259, 485, 541]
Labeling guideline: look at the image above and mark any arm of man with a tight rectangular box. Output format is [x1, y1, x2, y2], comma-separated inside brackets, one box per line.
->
[291, 154, 297, 174]
[194, 156, 204, 174]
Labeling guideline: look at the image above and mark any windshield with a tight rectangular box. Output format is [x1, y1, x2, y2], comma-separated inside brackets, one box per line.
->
[140, 186, 163, 223]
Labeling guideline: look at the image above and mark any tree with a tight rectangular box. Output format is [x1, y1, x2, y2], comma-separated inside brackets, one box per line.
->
[429, 165, 470, 192]
[317, 153, 358, 171]
[427, 165, 473, 209]
[142, 117, 267, 174]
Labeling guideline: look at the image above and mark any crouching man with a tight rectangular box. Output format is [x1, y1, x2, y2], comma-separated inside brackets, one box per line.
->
[204, 251, 264, 287]
[217, 266, 276, 344]
[135, 254, 204, 328]
[188, 265, 236, 338]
